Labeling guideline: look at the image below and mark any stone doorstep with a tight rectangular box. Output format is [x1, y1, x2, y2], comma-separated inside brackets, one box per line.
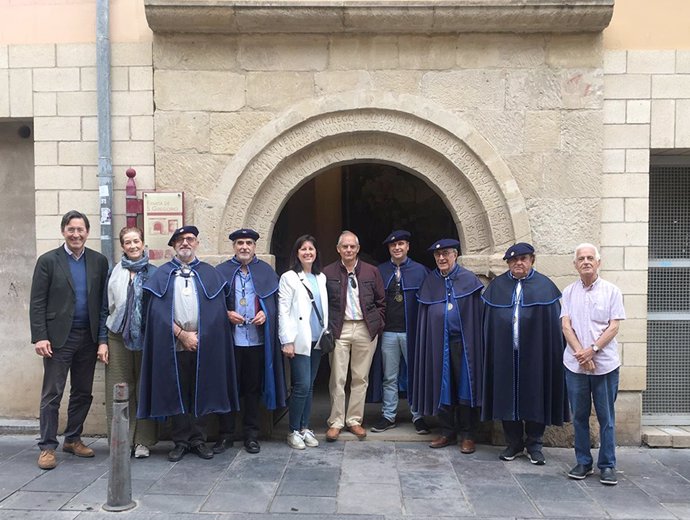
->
[0, 418, 39, 435]
[642, 425, 690, 448]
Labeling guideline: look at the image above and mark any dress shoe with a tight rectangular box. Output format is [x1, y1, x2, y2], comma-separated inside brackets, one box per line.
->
[38, 449, 57, 470]
[600, 467, 618, 485]
[460, 439, 476, 454]
[244, 439, 261, 454]
[191, 443, 214, 460]
[212, 437, 233, 454]
[429, 435, 455, 449]
[567, 463, 594, 480]
[326, 427, 341, 442]
[348, 424, 367, 439]
[168, 444, 187, 462]
[62, 440, 94, 458]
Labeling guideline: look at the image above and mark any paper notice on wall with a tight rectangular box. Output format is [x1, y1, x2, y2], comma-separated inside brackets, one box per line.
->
[99, 185, 109, 197]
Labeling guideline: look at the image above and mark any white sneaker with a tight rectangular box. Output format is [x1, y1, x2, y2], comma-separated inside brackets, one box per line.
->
[134, 444, 150, 458]
[301, 429, 319, 447]
[287, 431, 306, 450]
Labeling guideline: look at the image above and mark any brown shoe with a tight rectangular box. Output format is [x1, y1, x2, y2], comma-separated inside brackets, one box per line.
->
[460, 439, 476, 454]
[63, 440, 95, 458]
[38, 449, 57, 470]
[348, 424, 367, 440]
[326, 427, 341, 442]
[429, 435, 455, 449]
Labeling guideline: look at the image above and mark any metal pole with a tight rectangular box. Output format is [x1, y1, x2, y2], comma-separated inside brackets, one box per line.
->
[103, 383, 136, 512]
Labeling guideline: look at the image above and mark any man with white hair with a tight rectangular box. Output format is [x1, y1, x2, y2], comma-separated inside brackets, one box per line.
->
[561, 243, 625, 486]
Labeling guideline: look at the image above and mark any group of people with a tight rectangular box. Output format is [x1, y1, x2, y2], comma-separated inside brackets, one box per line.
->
[29, 210, 625, 487]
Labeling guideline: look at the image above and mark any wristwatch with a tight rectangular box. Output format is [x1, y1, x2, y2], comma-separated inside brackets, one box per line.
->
[591, 344, 600, 353]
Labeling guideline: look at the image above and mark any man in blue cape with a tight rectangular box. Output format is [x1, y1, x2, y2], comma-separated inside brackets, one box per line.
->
[138, 225, 239, 462]
[214, 228, 287, 454]
[482, 242, 569, 465]
[412, 239, 484, 454]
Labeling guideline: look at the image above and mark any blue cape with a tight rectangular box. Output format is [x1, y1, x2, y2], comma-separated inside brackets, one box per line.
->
[138, 258, 239, 418]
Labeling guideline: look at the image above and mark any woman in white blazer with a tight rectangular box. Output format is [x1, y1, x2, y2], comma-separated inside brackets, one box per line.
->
[279, 234, 328, 450]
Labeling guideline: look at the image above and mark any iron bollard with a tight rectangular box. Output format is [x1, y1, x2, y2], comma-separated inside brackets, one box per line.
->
[103, 383, 136, 511]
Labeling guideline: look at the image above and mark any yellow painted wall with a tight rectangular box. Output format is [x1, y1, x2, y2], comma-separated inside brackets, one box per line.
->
[604, 0, 690, 49]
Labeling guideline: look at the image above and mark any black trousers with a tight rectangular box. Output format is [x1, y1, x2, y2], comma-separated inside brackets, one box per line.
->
[502, 420, 546, 453]
[437, 338, 480, 440]
[218, 345, 264, 441]
[39, 327, 98, 451]
[170, 350, 206, 447]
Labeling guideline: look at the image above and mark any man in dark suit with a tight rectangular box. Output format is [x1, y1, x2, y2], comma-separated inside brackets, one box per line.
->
[30, 210, 109, 470]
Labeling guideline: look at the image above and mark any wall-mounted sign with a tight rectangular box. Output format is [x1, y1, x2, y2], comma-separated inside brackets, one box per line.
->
[143, 191, 184, 265]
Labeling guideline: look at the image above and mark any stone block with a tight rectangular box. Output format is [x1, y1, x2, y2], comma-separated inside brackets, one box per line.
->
[506, 69, 560, 110]
[131, 115, 154, 141]
[424, 70, 505, 110]
[111, 42, 152, 66]
[456, 33, 546, 69]
[330, 35, 398, 70]
[623, 342, 647, 367]
[239, 35, 328, 71]
[112, 91, 153, 116]
[600, 198, 624, 222]
[603, 99, 625, 124]
[34, 165, 82, 190]
[0, 45, 7, 68]
[604, 124, 649, 149]
[600, 269, 648, 294]
[599, 246, 624, 270]
[604, 74, 650, 99]
[602, 149, 625, 173]
[625, 149, 649, 173]
[627, 50, 676, 74]
[9, 44, 55, 68]
[35, 191, 58, 215]
[155, 152, 229, 201]
[9, 68, 32, 117]
[209, 111, 274, 155]
[114, 165, 154, 190]
[315, 70, 371, 95]
[623, 294, 647, 320]
[35, 215, 64, 239]
[156, 70, 245, 112]
[624, 199, 649, 223]
[650, 99, 675, 148]
[34, 117, 81, 141]
[603, 50, 626, 74]
[154, 34, 238, 70]
[615, 392, 641, 445]
[526, 197, 600, 256]
[399, 36, 456, 70]
[642, 426, 673, 448]
[616, 318, 647, 344]
[57, 91, 97, 116]
[546, 33, 602, 68]
[561, 110, 603, 153]
[371, 71, 423, 95]
[33, 92, 56, 116]
[523, 111, 560, 152]
[58, 141, 98, 166]
[59, 190, 99, 214]
[155, 111, 210, 153]
[56, 43, 95, 67]
[678, 51, 690, 73]
[81, 116, 129, 142]
[246, 72, 311, 110]
[36, 239, 62, 256]
[619, 365, 646, 391]
[1, 73, 11, 117]
[661, 427, 690, 448]
[561, 69, 604, 110]
[540, 151, 601, 197]
[624, 246, 648, 270]
[112, 141, 154, 166]
[79, 66, 128, 92]
[652, 75, 690, 99]
[129, 66, 153, 91]
[464, 109, 524, 156]
[675, 99, 690, 147]
[600, 222, 648, 247]
[35, 141, 58, 166]
[33, 68, 80, 92]
[81, 166, 98, 190]
[626, 99, 650, 124]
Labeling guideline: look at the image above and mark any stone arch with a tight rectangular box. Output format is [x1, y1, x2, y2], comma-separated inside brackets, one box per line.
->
[204, 92, 531, 273]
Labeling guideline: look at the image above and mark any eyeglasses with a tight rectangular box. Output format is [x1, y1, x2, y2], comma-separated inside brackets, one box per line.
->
[176, 236, 197, 244]
[348, 272, 357, 289]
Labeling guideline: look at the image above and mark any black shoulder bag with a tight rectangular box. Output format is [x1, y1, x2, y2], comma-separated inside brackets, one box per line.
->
[300, 277, 335, 354]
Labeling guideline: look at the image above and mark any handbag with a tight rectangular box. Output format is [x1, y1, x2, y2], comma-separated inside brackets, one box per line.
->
[300, 276, 335, 354]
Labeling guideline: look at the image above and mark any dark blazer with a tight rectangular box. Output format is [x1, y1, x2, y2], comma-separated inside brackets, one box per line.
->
[30, 245, 110, 349]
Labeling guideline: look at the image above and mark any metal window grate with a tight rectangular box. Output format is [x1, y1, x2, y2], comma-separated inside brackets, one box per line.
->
[643, 321, 690, 414]
[648, 166, 690, 259]
[648, 268, 690, 313]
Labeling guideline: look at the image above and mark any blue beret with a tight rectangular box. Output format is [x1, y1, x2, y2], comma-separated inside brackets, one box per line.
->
[228, 228, 260, 241]
[428, 238, 461, 252]
[503, 242, 535, 260]
[168, 225, 199, 246]
[382, 229, 411, 245]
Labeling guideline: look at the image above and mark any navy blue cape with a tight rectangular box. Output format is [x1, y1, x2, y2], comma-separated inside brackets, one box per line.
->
[367, 258, 429, 403]
[411, 265, 484, 416]
[138, 259, 240, 418]
[216, 256, 287, 410]
[481, 269, 569, 425]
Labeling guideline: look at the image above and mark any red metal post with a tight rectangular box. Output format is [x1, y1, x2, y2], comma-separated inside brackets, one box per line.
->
[125, 168, 142, 228]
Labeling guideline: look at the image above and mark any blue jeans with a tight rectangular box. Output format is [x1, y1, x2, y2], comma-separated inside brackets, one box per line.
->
[565, 367, 619, 469]
[288, 346, 322, 432]
[381, 331, 420, 422]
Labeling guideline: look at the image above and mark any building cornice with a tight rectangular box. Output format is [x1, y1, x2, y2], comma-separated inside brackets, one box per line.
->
[144, 0, 614, 35]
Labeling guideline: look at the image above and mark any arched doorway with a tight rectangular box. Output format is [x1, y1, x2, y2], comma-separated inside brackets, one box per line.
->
[271, 163, 458, 273]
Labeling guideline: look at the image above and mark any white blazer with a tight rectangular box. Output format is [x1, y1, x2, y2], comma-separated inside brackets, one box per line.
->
[278, 270, 328, 357]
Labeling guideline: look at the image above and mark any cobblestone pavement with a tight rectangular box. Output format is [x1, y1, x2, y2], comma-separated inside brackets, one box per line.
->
[1, 435, 690, 519]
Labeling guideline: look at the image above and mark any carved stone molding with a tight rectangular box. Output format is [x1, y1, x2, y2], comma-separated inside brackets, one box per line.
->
[145, 1, 614, 35]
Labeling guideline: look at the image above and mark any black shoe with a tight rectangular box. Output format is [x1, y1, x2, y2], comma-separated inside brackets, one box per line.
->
[567, 463, 594, 480]
[527, 450, 546, 465]
[499, 446, 524, 461]
[244, 439, 260, 454]
[168, 444, 187, 462]
[212, 437, 233, 454]
[371, 417, 396, 433]
[413, 418, 431, 435]
[191, 443, 214, 460]
[600, 467, 618, 485]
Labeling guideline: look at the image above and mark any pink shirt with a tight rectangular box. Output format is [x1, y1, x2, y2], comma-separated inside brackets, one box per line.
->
[560, 276, 626, 375]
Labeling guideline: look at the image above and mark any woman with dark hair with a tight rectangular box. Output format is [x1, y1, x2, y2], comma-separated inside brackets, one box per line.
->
[278, 235, 328, 449]
[101, 226, 157, 458]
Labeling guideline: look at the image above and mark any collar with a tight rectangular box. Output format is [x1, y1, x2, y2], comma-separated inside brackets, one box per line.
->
[64, 242, 85, 261]
[580, 274, 600, 290]
[172, 256, 200, 269]
[341, 258, 358, 274]
[439, 263, 459, 279]
[508, 268, 535, 281]
[390, 257, 410, 268]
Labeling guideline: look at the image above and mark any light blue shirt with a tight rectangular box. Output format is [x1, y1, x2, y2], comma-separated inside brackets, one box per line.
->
[233, 269, 264, 347]
[304, 273, 323, 342]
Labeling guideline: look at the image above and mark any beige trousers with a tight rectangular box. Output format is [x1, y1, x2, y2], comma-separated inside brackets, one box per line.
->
[328, 320, 377, 429]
